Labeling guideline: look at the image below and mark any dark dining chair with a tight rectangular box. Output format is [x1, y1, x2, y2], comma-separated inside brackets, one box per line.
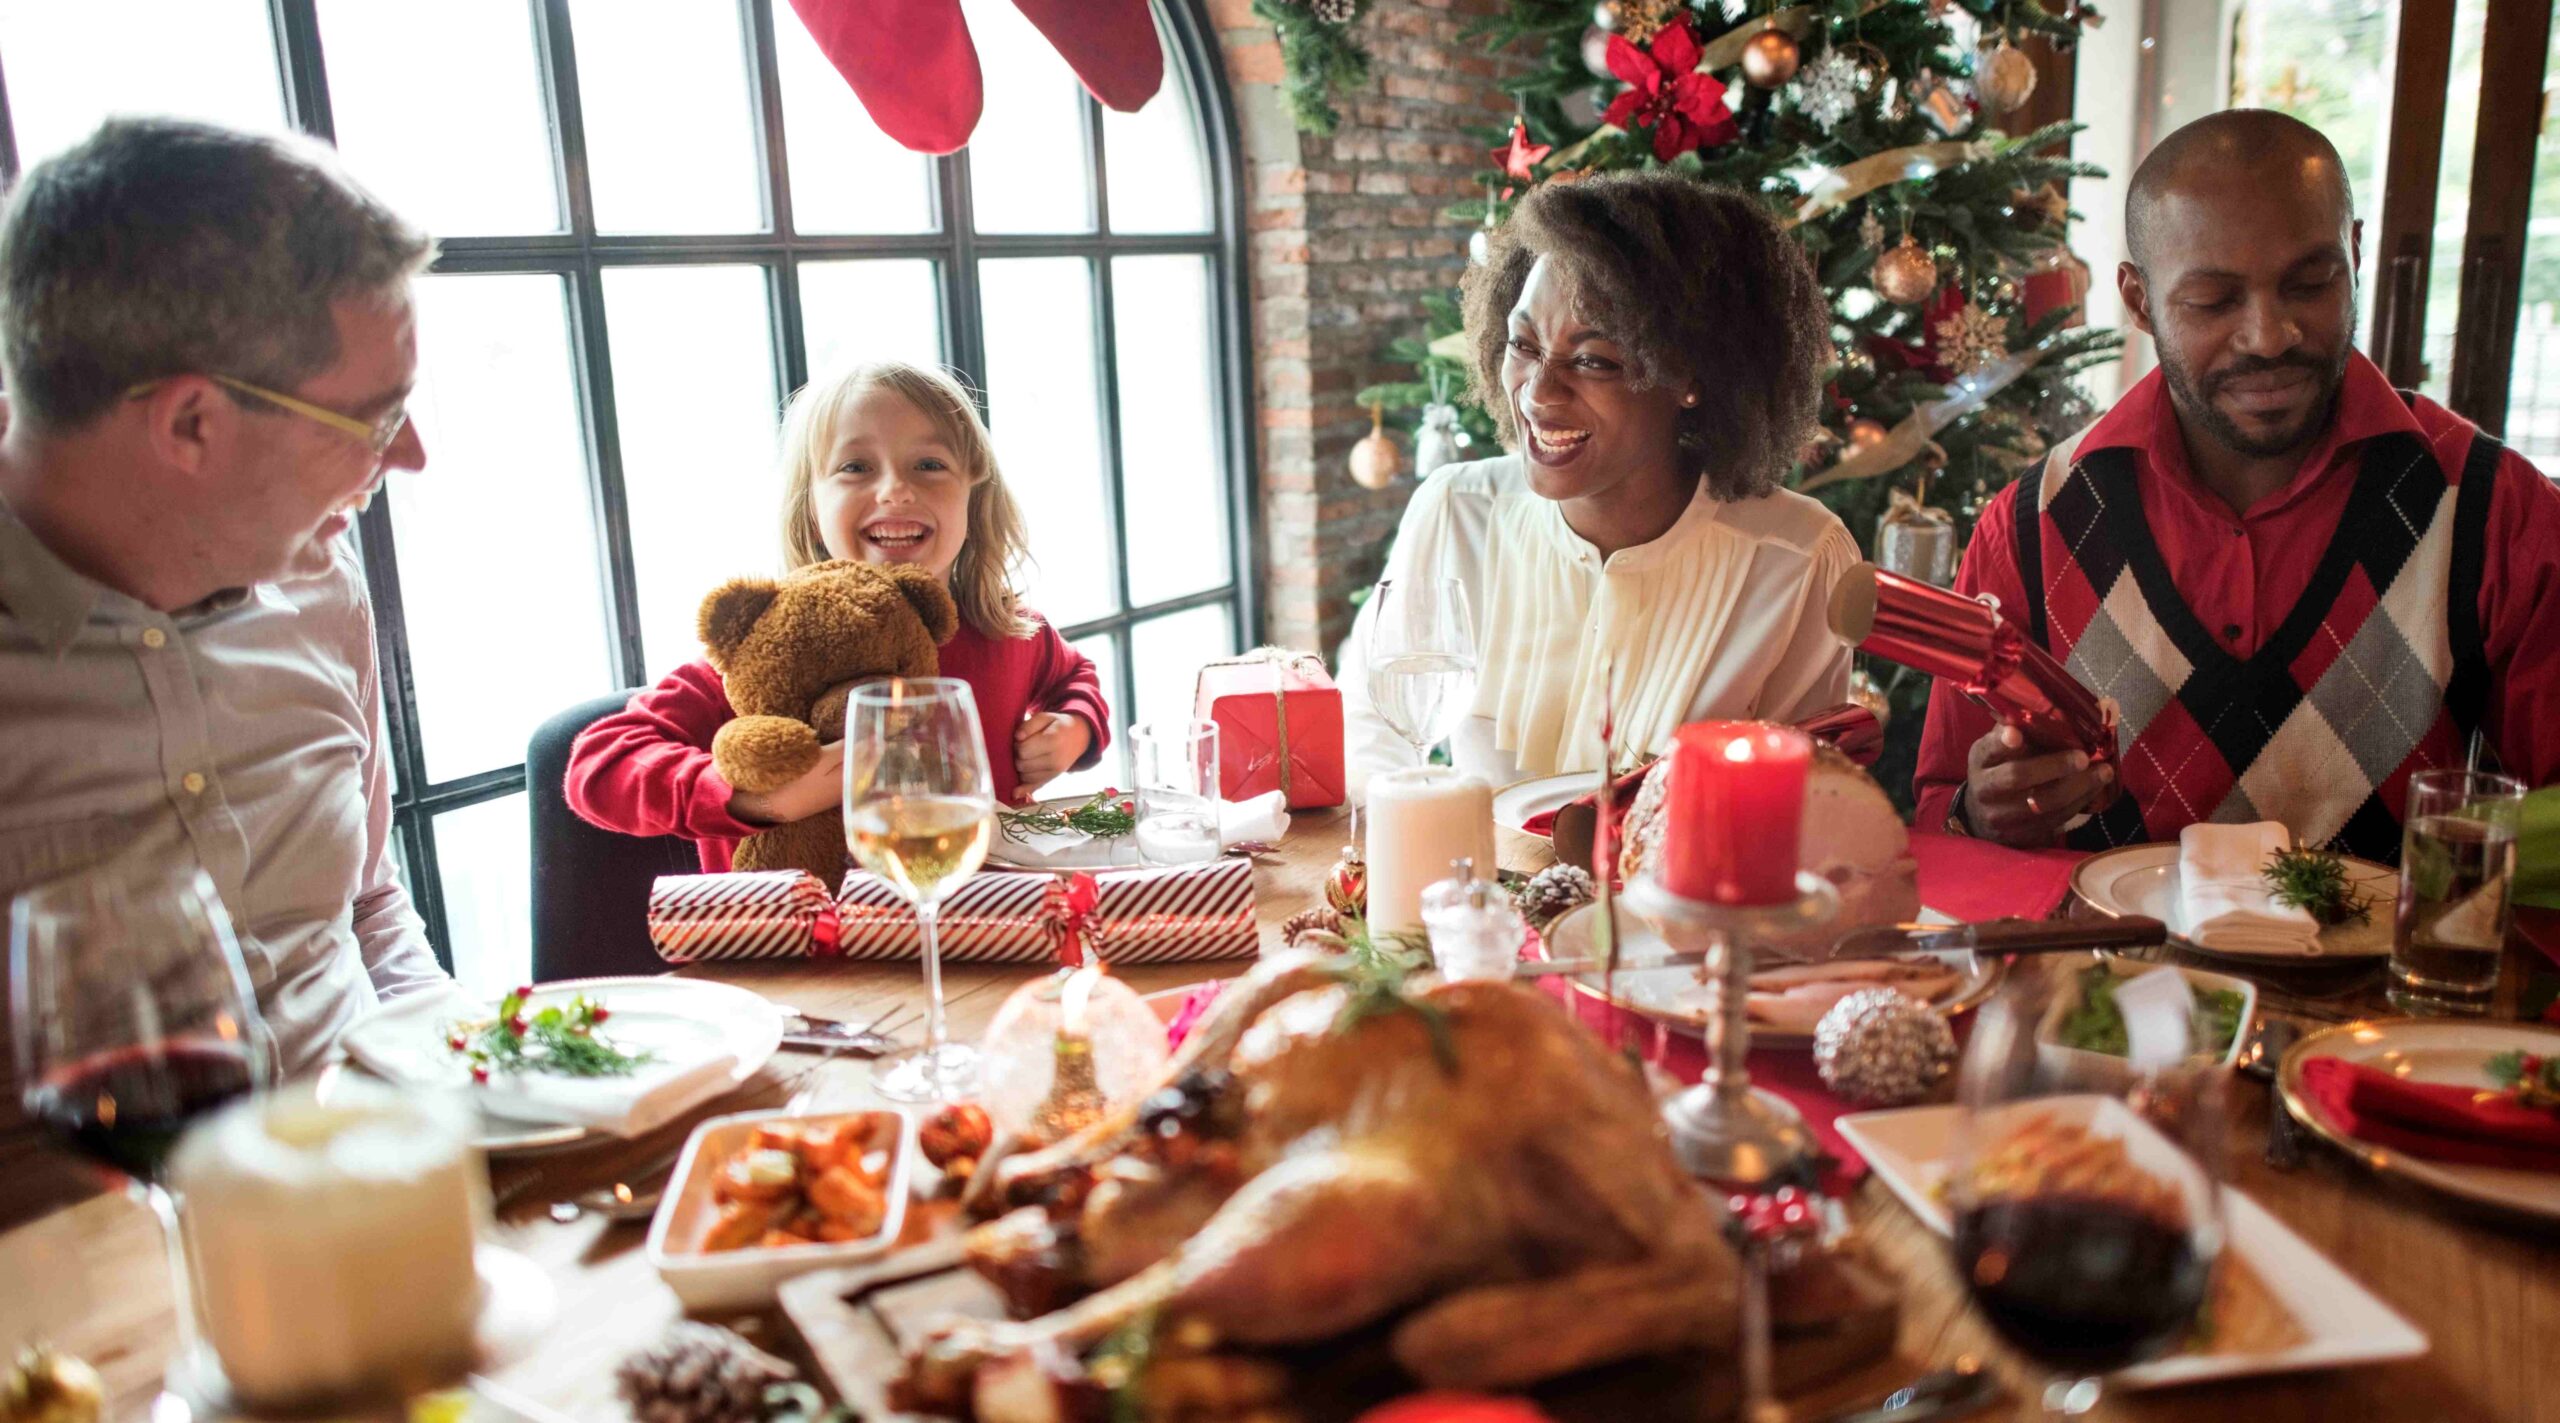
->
[525, 691, 702, 982]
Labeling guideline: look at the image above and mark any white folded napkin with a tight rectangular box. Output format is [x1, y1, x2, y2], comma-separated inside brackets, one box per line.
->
[2177, 821, 2321, 955]
[998, 792, 1292, 870]
[470, 1051, 741, 1134]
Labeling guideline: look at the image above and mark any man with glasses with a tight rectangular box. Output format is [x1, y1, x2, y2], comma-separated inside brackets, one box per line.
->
[0, 118, 449, 1216]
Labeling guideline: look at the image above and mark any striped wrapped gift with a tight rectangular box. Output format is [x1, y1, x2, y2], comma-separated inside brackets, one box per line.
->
[833, 858, 1258, 964]
[648, 870, 840, 964]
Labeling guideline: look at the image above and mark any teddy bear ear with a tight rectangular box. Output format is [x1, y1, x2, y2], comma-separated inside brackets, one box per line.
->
[698, 576, 781, 666]
[879, 563, 961, 645]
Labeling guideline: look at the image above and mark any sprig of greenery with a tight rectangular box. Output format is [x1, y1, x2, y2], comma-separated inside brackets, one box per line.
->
[1087, 1309, 1159, 1423]
[999, 788, 1137, 843]
[2486, 1050, 2560, 1111]
[2262, 846, 2374, 927]
[1318, 918, 1459, 1074]
[1253, 0, 1373, 135]
[448, 990, 653, 1081]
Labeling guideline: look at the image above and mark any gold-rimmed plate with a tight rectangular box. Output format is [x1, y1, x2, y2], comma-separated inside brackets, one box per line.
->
[2276, 1017, 2560, 1222]
[2072, 842, 2396, 961]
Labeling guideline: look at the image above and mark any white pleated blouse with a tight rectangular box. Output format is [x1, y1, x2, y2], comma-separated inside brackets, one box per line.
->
[1340, 455, 1859, 797]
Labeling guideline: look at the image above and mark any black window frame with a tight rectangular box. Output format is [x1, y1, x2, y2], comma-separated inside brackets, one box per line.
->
[0, 0, 1261, 971]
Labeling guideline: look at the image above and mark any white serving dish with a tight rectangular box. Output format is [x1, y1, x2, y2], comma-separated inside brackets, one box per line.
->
[1837, 1095, 2428, 1388]
[645, 1107, 914, 1312]
[2034, 955, 2258, 1089]
[2071, 842, 2395, 961]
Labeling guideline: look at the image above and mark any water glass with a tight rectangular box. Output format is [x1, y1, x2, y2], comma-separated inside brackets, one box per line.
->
[1132, 720, 1222, 866]
[2390, 769, 2525, 1015]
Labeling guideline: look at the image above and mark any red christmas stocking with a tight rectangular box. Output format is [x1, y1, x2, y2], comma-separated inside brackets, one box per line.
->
[786, 0, 983, 155]
[1008, 0, 1163, 112]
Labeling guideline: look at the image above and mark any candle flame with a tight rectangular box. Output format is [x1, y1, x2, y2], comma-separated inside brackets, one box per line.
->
[1061, 964, 1102, 1035]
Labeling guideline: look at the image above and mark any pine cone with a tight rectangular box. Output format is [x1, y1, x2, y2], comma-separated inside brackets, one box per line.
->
[1280, 906, 1342, 947]
[1514, 864, 1596, 929]
[616, 1323, 796, 1423]
[1310, 0, 1358, 22]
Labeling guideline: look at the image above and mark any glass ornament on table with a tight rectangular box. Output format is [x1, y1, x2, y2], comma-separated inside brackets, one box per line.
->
[1945, 968, 2226, 1418]
[844, 677, 997, 1103]
[11, 861, 276, 1380]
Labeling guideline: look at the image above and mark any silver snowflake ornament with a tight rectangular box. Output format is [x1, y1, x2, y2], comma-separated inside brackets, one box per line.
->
[1796, 47, 1870, 132]
[1857, 208, 1885, 251]
[1932, 299, 2011, 375]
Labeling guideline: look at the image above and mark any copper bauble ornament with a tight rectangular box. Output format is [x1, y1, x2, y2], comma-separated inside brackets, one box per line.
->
[1846, 416, 1890, 451]
[1740, 28, 1802, 88]
[1324, 847, 1368, 921]
[1871, 236, 1938, 305]
[1977, 40, 2038, 114]
[1348, 403, 1402, 490]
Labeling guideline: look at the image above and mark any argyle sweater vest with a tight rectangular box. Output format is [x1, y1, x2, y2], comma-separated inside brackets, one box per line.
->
[2011, 408, 2501, 862]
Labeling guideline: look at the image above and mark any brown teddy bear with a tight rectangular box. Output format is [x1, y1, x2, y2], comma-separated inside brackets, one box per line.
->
[700, 558, 959, 883]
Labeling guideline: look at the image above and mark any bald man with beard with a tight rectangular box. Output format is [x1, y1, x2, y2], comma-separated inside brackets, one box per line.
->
[1914, 109, 2560, 859]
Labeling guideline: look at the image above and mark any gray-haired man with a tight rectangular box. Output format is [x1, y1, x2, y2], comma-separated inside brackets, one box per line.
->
[0, 119, 452, 1218]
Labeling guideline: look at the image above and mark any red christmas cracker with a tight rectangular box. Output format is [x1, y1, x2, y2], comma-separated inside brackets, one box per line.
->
[833, 858, 1258, 965]
[649, 870, 842, 964]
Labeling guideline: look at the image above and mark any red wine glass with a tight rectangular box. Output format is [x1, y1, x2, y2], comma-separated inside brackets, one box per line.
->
[1946, 968, 2227, 1418]
[10, 862, 274, 1371]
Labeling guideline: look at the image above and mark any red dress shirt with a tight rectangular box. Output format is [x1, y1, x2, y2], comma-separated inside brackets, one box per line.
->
[1915, 352, 2560, 831]
[565, 614, 1109, 872]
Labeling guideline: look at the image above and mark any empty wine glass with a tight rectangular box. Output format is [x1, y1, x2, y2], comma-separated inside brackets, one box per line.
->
[11, 861, 275, 1377]
[1365, 576, 1479, 763]
[845, 677, 996, 1104]
[1946, 969, 2226, 1417]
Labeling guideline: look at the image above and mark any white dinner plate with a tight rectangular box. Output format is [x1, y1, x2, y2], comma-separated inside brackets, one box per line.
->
[336, 976, 783, 1152]
[1837, 1095, 2429, 1388]
[1538, 901, 1996, 1049]
[2277, 1017, 2560, 1223]
[1492, 772, 1593, 839]
[985, 797, 1147, 871]
[2071, 842, 2396, 960]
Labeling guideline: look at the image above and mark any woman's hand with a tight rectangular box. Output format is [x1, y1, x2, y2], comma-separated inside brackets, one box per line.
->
[1012, 712, 1092, 804]
[1960, 723, 2114, 847]
[727, 741, 845, 825]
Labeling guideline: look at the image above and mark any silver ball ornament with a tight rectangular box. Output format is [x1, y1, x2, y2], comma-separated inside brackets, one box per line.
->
[1813, 987, 1956, 1105]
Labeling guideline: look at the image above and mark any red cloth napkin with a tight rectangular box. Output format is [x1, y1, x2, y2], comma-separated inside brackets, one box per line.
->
[1908, 832, 2085, 922]
[2296, 1055, 2560, 1173]
[1519, 765, 1649, 838]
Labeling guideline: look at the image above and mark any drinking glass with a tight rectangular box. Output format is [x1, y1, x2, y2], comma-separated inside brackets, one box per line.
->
[1132, 720, 1222, 866]
[1365, 576, 1479, 763]
[2391, 769, 2525, 1016]
[1946, 971, 2224, 1418]
[845, 677, 996, 1103]
[11, 862, 275, 1374]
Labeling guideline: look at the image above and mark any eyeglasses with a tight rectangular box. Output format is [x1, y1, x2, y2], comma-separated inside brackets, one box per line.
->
[127, 374, 411, 458]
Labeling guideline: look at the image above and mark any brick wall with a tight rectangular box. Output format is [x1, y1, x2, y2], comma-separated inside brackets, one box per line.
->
[1209, 0, 1537, 658]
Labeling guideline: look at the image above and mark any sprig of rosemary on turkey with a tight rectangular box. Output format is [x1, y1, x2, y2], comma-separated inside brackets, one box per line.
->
[1317, 919, 1459, 1074]
[2261, 845, 2373, 927]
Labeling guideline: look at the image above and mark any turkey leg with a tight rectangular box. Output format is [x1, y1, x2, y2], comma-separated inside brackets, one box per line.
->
[1390, 1253, 1737, 1390]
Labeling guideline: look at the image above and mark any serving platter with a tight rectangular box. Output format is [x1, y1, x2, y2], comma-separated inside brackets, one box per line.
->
[1837, 1095, 2429, 1388]
[1537, 901, 2002, 1048]
[2071, 842, 2396, 961]
[2276, 1017, 2560, 1224]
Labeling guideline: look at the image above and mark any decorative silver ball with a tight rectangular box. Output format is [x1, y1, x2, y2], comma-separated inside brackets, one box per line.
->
[1579, 25, 1616, 78]
[1813, 987, 1955, 1106]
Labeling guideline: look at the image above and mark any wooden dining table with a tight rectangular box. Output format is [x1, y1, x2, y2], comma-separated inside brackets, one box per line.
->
[7, 807, 2558, 1422]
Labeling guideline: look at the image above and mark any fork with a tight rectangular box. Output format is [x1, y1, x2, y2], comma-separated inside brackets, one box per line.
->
[2236, 1017, 2308, 1170]
[786, 1006, 917, 1116]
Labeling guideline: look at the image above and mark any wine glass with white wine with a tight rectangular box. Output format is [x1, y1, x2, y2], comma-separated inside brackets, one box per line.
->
[1366, 576, 1479, 764]
[845, 677, 997, 1103]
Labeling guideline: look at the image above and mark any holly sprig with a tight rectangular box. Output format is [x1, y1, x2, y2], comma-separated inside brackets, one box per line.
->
[2486, 1050, 2560, 1112]
[447, 989, 653, 1082]
[999, 788, 1138, 843]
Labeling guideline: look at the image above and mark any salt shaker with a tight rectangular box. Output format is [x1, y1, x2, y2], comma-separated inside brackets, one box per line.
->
[1420, 858, 1525, 982]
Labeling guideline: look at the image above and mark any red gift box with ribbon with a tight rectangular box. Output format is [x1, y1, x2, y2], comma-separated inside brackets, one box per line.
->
[1193, 649, 1346, 810]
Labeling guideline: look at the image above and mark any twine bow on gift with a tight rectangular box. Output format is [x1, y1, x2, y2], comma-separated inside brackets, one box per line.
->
[1042, 872, 1108, 968]
[1197, 646, 1328, 800]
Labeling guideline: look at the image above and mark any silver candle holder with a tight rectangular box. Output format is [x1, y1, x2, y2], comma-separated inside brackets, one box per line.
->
[1621, 868, 1839, 1186]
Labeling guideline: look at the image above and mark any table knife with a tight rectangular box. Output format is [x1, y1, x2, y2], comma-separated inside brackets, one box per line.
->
[1514, 916, 2168, 980]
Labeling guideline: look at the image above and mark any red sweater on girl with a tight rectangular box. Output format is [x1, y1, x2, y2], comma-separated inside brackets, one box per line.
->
[564, 617, 1109, 872]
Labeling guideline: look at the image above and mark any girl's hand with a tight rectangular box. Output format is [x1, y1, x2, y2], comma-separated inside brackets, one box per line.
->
[1012, 712, 1092, 804]
[727, 741, 846, 825]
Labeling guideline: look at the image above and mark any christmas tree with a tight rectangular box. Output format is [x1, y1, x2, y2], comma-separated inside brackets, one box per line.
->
[1305, 0, 2120, 803]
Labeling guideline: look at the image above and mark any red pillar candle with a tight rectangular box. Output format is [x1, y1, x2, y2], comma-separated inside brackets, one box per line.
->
[1659, 721, 1811, 905]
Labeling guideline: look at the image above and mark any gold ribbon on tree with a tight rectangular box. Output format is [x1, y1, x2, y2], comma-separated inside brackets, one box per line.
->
[1797, 340, 2056, 492]
[1784, 140, 1996, 228]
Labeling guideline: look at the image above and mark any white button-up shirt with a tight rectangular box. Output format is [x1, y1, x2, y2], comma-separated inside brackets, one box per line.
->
[0, 496, 447, 1198]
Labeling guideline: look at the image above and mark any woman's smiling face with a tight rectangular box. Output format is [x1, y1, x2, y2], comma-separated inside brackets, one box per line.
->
[808, 385, 972, 584]
[1499, 256, 1689, 504]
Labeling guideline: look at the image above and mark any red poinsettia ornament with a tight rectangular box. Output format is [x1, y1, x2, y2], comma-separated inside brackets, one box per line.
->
[1600, 19, 1739, 161]
[1490, 116, 1551, 183]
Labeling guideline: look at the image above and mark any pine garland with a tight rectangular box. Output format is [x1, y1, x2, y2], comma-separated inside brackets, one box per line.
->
[1254, 0, 1374, 135]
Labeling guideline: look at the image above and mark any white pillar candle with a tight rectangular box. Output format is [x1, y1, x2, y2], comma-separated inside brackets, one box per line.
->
[1364, 766, 1497, 937]
[171, 1080, 484, 1411]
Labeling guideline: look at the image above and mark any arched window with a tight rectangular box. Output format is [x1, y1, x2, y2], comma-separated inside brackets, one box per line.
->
[0, 0, 1256, 990]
